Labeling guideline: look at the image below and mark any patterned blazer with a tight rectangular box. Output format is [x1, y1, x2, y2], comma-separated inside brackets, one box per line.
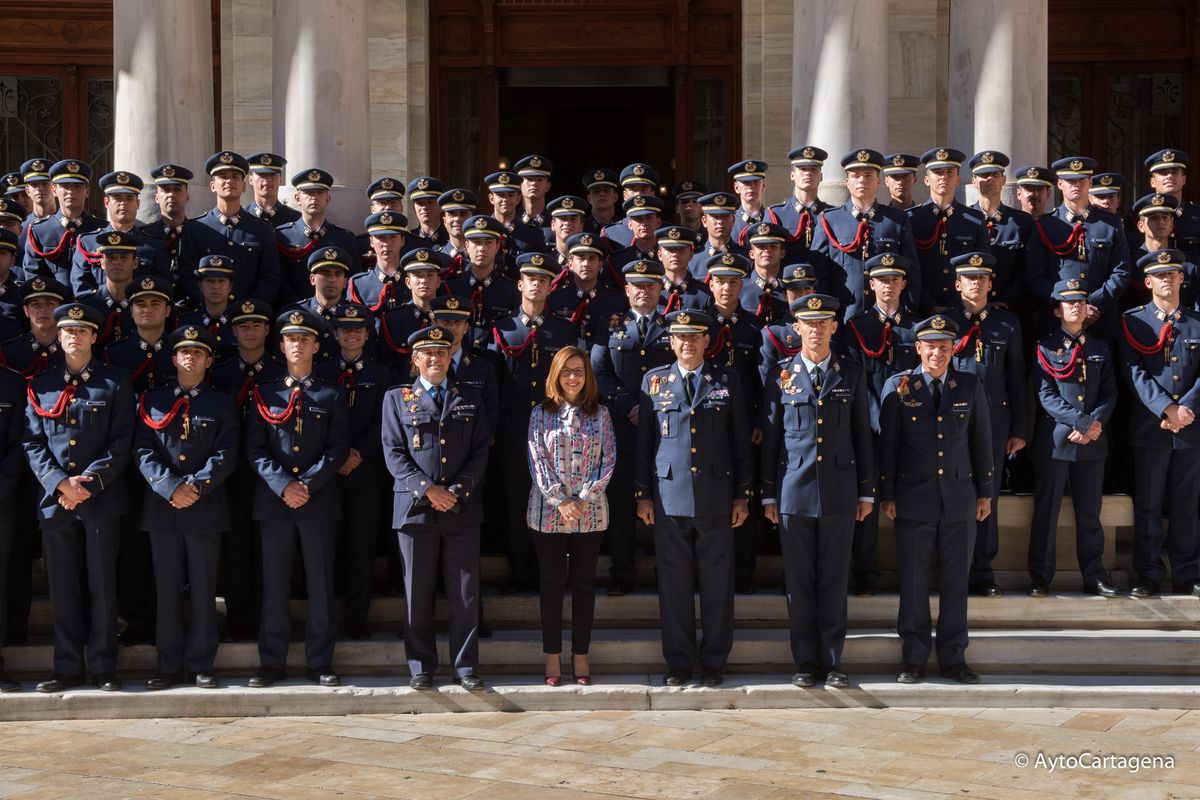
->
[526, 403, 616, 533]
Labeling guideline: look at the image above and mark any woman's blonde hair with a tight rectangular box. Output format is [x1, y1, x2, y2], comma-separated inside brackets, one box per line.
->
[542, 345, 600, 414]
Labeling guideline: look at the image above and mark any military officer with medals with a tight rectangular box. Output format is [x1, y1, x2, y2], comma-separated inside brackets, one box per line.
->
[590, 259, 673, 595]
[349, 210, 411, 315]
[635, 309, 753, 687]
[549, 233, 628, 350]
[136, 325, 239, 690]
[245, 153, 300, 226]
[968, 150, 1032, 312]
[770, 146, 831, 252]
[1028, 279, 1120, 598]
[1119, 248, 1200, 598]
[879, 314, 993, 685]
[841, 253, 918, 595]
[602, 163, 659, 247]
[179, 151, 281, 307]
[23, 159, 103, 287]
[1027, 156, 1132, 340]
[907, 148, 990, 312]
[25, 302, 135, 693]
[656, 225, 711, 313]
[245, 308, 350, 688]
[761, 293, 874, 688]
[448, 215, 521, 352]
[1143, 149, 1200, 261]
[942, 252, 1026, 596]
[811, 149, 922, 319]
[316, 303, 396, 639]
[274, 168, 361, 306]
[382, 325, 492, 690]
[489, 253, 575, 593]
[178, 254, 239, 360]
[729, 160, 781, 245]
[757, 263, 817, 385]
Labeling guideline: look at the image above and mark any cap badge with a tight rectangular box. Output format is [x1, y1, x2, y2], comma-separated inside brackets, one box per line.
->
[968, 254, 984, 267]
[561, 197, 574, 209]
[1164, 151, 1176, 162]
[593, 170, 605, 181]
[530, 156, 542, 168]
[668, 228, 682, 240]
[116, 172, 129, 184]
[307, 170, 321, 182]
[417, 178, 429, 190]
[1026, 167, 1038, 178]
[446, 297, 460, 309]
[892, 154, 905, 167]
[345, 307, 359, 318]
[745, 161, 759, 172]
[106, 233, 122, 245]
[806, 296, 822, 310]
[259, 155, 273, 165]
[211, 256, 225, 267]
[856, 151, 870, 163]
[415, 249, 430, 261]
[289, 312, 304, 325]
[31, 278, 45, 290]
[68, 306, 84, 320]
[1067, 279, 1081, 290]
[1152, 194, 1165, 206]
[241, 301, 255, 313]
[184, 327, 199, 340]
[452, 190, 465, 201]
[429, 328, 444, 340]
[161, 165, 176, 178]
[66, 161, 80, 174]
[219, 153, 234, 165]
[935, 149, 949, 161]
[497, 173, 510, 185]
[803, 147, 816, 159]
[381, 177, 395, 189]
[714, 195, 727, 206]
[981, 152, 995, 164]
[632, 164, 645, 176]
[881, 253, 895, 266]
[140, 277, 155, 290]
[931, 316, 946, 330]
[380, 212, 393, 225]
[1069, 159, 1084, 172]
[721, 253, 736, 265]
[530, 254, 544, 266]
[32, 160, 45, 171]
[1100, 175, 1113, 186]
[324, 248, 338, 260]
[633, 196, 646, 207]
[677, 313, 691, 325]
[681, 181, 693, 190]
[757, 223, 770, 235]
[634, 262, 647, 273]
[1158, 251, 1173, 264]
[581, 234, 593, 246]
[474, 217, 488, 229]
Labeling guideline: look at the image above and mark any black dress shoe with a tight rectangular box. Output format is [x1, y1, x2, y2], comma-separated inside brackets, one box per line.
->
[824, 669, 849, 689]
[93, 673, 123, 692]
[896, 664, 924, 684]
[144, 673, 182, 691]
[663, 669, 691, 687]
[1130, 577, 1158, 598]
[940, 662, 981, 684]
[35, 675, 83, 693]
[454, 673, 485, 691]
[0, 673, 20, 692]
[791, 662, 818, 687]
[699, 669, 723, 687]
[190, 672, 219, 689]
[306, 669, 340, 687]
[1028, 580, 1049, 598]
[248, 668, 285, 688]
[409, 673, 433, 690]
[971, 580, 1003, 597]
[1088, 580, 1120, 598]
[606, 583, 630, 597]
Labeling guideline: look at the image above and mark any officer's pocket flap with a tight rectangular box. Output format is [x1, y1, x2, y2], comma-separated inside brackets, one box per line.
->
[655, 457, 673, 480]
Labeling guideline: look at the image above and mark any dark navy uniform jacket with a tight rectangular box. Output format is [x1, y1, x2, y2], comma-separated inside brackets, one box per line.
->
[705, 308, 765, 425]
[138, 219, 207, 292]
[135, 382, 239, 533]
[688, 241, 748, 280]
[447, 269, 521, 351]
[1173, 200, 1200, 261]
[601, 220, 635, 248]
[316, 356, 396, 485]
[942, 304, 1027, 441]
[274, 220, 361, 305]
[348, 266, 409, 316]
[448, 348, 499, 433]
[971, 203, 1031, 310]
[1125, 245, 1200, 312]
[879, 367, 994, 522]
[70, 225, 170, 297]
[0, 333, 62, 378]
[548, 284, 629, 351]
[281, 298, 341, 362]
[209, 354, 287, 412]
[659, 274, 713, 315]
[247, 201, 301, 227]
[811, 201, 923, 319]
[634, 362, 754, 517]
[1119, 302, 1200, 449]
[488, 311, 575, 424]
[79, 288, 135, 346]
[24, 358, 134, 520]
[760, 353, 875, 516]
[591, 310, 673, 451]
[379, 303, 433, 374]
[496, 220, 547, 278]
[739, 272, 789, 323]
[907, 200, 990, 310]
[770, 196, 832, 254]
[105, 335, 176, 394]
[23, 212, 103, 286]
[381, 380, 491, 528]
[245, 374, 350, 523]
[1027, 205, 1132, 338]
[0, 367, 25, 500]
[732, 205, 782, 246]
[842, 307, 918, 432]
[178, 207, 281, 306]
[1032, 331, 1116, 461]
[178, 306, 238, 360]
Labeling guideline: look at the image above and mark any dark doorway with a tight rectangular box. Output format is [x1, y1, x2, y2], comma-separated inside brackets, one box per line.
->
[498, 68, 675, 203]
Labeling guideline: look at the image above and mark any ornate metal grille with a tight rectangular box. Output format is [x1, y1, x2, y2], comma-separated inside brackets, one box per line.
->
[0, 75, 65, 167]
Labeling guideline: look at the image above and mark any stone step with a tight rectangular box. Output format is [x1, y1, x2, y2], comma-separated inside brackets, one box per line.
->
[5, 627, 1199, 678]
[2, 673, 1199, 722]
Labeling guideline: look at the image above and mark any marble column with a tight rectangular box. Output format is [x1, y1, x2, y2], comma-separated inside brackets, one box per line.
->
[113, 0, 215, 221]
[948, 0, 1048, 206]
[791, 0, 889, 206]
[272, 0, 371, 228]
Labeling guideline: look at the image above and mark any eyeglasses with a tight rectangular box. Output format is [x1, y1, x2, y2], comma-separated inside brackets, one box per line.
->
[560, 369, 587, 378]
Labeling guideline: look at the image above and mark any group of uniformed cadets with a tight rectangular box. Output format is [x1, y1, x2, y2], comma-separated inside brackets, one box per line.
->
[2, 139, 1200, 693]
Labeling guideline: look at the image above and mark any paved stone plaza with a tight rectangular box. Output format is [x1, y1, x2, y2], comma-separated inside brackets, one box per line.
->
[0, 707, 1196, 799]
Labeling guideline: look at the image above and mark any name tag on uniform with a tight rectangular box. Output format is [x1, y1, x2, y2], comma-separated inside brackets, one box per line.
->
[831, 388, 850, 397]
[953, 402, 969, 411]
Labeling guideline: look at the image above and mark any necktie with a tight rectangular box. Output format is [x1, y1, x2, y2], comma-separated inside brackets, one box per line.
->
[684, 372, 697, 405]
[811, 366, 824, 394]
[431, 385, 444, 409]
[931, 377, 942, 409]
[637, 315, 648, 339]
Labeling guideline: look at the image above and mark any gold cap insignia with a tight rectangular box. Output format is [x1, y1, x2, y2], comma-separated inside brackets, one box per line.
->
[633, 196, 646, 207]
[259, 154, 273, 165]
[307, 170, 322, 182]
[116, 172, 130, 184]
[562, 197, 574, 209]
[66, 162, 80, 173]
[714, 195, 728, 206]
[219, 153, 234, 165]
[381, 177, 395, 189]
[1069, 159, 1084, 172]
[530, 254, 545, 266]
[497, 173, 511, 185]
[635, 262, 647, 273]
[345, 306, 359, 318]
[31, 160, 45, 171]
[1026, 167, 1039, 178]
[935, 149, 949, 161]
[68, 306, 84, 319]
[745, 161, 759, 172]
[452, 190, 465, 201]
[429, 328, 444, 340]
[581, 234, 593, 246]
[210, 256, 225, 268]
[183, 327, 199, 339]
[721, 253, 736, 265]
[31, 278, 45, 290]
[757, 223, 771, 235]
[1158, 251, 1173, 264]
[1067, 279, 1081, 289]
[241, 301, 255, 313]
[632, 165, 645, 176]
[668, 228, 682, 240]
[1152, 194, 1165, 206]
[681, 181, 693, 190]
[415, 249, 430, 262]
[475, 217, 488, 229]
[446, 297, 460, 309]
[161, 165, 176, 178]
[880, 253, 895, 266]
[806, 296, 821, 310]
[417, 178, 429, 190]
[593, 170, 605, 181]
[803, 147, 816, 159]
[140, 277, 155, 290]
[380, 212, 393, 225]
[981, 152, 995, 164]
[325, 248, 338, 260]
[106, 233, 122, 245]
[856, 151, 870, 163]
[968, 254, 984, 267]
[892, 154, 906, 167]
[677, 313, 691, 325]
[530, 156, 542, 168]
[289, 311, 304, 325]
[931, 316, 946, 330]
[1164, 151, 1176, 162]
[1100, 175, 1113, 186]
